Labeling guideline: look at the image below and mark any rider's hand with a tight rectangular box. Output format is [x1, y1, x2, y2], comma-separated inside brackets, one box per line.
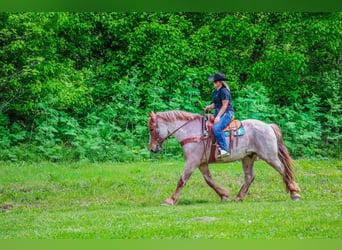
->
[214, 116, 220, 124]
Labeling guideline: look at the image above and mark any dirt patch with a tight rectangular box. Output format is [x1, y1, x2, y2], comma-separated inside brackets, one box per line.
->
[189, 216, 218, 222]
[0, 202, 13, 213]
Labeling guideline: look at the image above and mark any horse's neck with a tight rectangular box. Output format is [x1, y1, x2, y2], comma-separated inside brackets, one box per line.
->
[165, 119, 202, 141]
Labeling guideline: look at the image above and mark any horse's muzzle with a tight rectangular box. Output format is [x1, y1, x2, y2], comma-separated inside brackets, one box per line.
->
[150, 144, 162, 153]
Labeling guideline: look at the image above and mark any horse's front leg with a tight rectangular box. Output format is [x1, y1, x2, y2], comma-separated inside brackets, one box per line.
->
[162, 159, 198, 206]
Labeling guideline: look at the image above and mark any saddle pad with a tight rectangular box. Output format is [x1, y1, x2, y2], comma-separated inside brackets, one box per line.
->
[224, 127, 245, 137]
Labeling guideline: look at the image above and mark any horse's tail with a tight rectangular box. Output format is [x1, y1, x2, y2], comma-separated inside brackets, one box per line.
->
[270, 123, 300, 192]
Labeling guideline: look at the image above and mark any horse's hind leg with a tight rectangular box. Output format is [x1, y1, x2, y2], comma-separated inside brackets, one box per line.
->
[266, 158, 301, 200]
[199, 163, 230, 201]
[232, 154, 257, 202]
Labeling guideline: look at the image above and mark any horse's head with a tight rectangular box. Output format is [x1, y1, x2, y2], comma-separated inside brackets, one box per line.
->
[148, 111, 168, 153]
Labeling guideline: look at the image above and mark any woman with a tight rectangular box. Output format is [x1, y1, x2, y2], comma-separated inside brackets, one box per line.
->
[204, 72, 234, 157]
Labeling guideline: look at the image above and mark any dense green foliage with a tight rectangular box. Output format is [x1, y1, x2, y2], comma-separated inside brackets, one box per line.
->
[0, 159, 341, 238]
[0, 12, 341, 162]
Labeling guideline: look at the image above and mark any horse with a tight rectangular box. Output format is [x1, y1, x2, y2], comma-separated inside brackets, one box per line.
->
[148, 110, 301, 205]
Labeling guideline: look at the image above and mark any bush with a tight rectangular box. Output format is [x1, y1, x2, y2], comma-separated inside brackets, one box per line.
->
[0, 12, 340, 161]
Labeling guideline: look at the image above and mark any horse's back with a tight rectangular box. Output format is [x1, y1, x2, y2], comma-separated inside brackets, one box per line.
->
[241, 119, 276, 133]
[241, 119, 270, 126]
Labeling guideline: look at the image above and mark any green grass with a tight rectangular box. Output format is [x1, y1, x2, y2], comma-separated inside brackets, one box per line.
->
[0, 159, 341, 239]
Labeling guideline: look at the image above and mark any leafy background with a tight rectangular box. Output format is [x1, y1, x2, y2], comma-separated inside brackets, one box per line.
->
[0, 12, 341, 162]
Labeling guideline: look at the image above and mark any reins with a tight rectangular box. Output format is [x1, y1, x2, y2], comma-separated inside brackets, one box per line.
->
[155, 114, 196, 145]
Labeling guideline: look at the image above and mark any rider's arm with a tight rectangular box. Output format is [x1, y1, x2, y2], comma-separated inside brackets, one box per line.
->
[205, 103, 215, 112]
[214, 100, 228, 123]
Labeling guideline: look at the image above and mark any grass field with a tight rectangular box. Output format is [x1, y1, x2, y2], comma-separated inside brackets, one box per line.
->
[0, 158, 341, 239]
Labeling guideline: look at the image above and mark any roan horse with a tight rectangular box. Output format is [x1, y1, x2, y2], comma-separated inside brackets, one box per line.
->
[148, 110, 301, 205]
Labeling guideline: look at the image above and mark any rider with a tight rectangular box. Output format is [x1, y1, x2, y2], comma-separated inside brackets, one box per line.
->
[204, 72, 234, 157]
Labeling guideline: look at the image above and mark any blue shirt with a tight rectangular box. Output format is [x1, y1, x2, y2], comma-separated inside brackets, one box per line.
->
[213, 87, 234, 116]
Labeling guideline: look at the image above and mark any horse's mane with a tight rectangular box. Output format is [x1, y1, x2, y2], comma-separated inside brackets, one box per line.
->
[157, 110, 202, 122]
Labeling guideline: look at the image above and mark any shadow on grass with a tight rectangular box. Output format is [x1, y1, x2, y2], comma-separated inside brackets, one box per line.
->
[177, 199, 211, 206]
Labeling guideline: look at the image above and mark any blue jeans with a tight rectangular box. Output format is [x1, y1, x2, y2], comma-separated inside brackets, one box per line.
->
[213, 112, 233, 152]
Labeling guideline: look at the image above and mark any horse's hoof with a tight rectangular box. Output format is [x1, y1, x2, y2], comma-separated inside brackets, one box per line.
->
[221, 196, 229, 202]
[291, 195, 301, 201]
[291, 192, 301, 201]
[161, 198, 175, 206]
[232, 197, 243, 202]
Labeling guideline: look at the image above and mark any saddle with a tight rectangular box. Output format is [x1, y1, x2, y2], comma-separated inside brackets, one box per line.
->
[204, 114, 243, 136]
[204, 114, 244, 163]
[205, 114, 241, 132]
